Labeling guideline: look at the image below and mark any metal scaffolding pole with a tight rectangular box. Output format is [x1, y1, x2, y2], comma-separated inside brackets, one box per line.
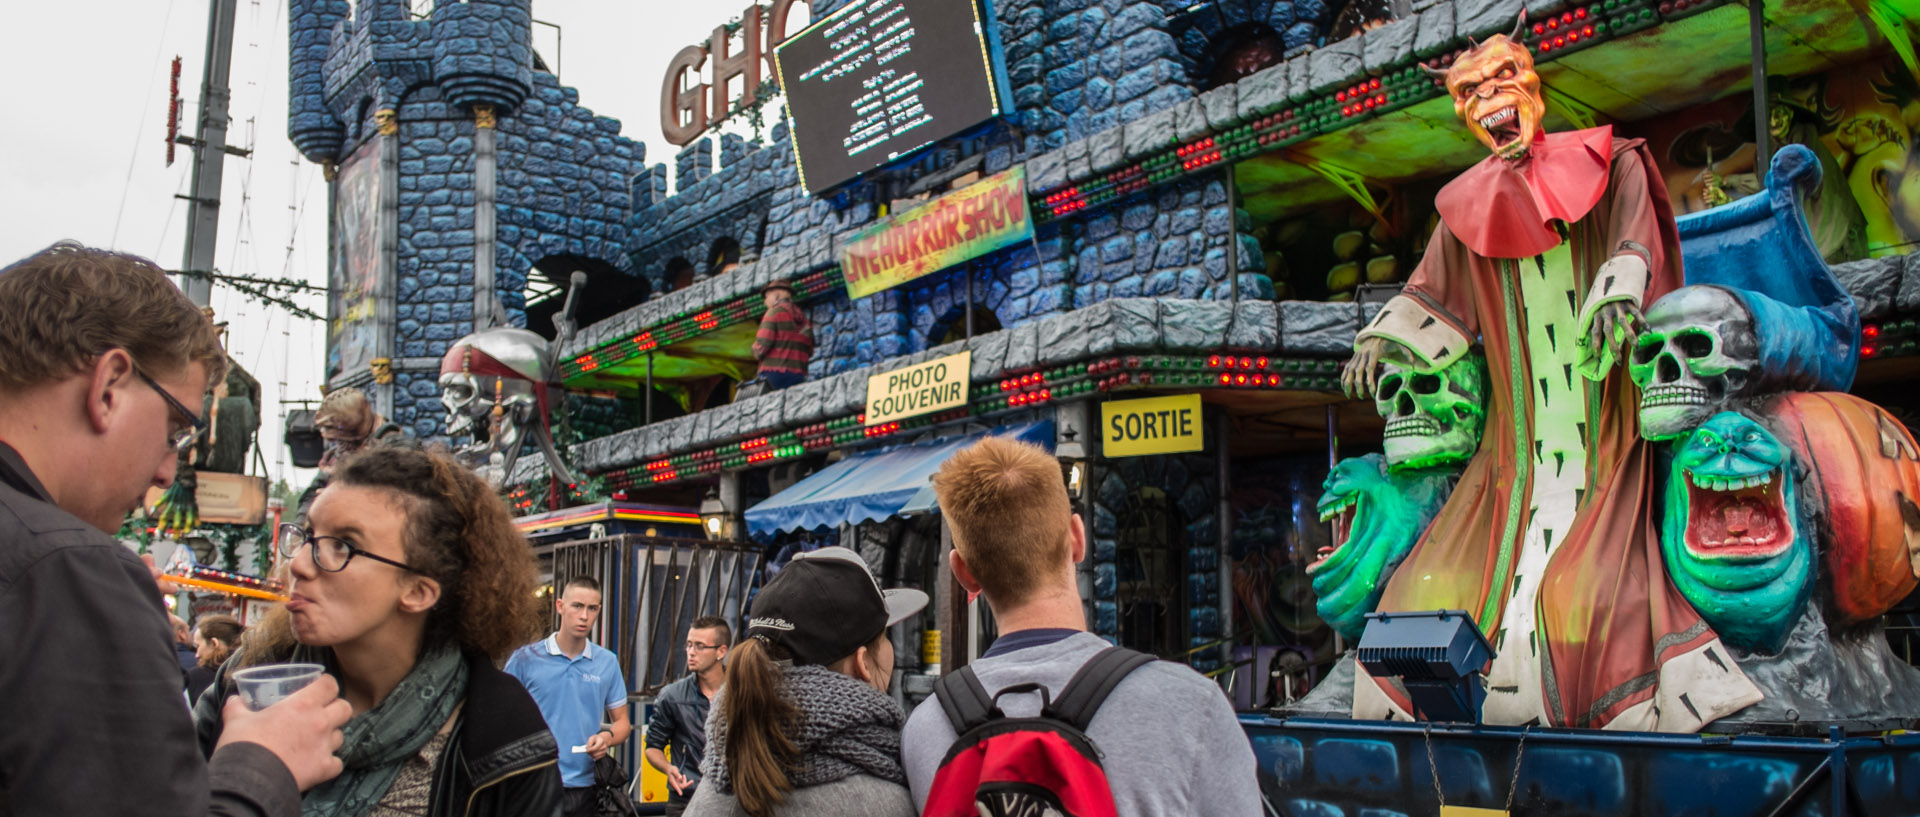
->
[177, 0, 241, 306]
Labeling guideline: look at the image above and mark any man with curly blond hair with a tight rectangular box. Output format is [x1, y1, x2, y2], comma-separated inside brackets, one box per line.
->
[0, 241, 351, 816]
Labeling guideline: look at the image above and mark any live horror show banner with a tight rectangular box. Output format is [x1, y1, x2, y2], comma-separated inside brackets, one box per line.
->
[840, 166, 1033, 299]
[328, 137, 383, 387]
[1630, 52, 1920, 261]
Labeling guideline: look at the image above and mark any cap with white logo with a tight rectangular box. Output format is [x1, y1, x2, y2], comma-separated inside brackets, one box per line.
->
[744, 546, 929, 666]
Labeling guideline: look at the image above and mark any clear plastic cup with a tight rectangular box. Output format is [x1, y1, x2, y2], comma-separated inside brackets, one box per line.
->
[230, 663, 325, 710]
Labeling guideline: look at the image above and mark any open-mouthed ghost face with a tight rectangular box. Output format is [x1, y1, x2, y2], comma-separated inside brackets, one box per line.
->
[1445, 35, 1546, 160]
[1660, 411, 1810, 654]
[1309, 454, 1459, 641]
[1375, 354, 1488, 470]
[1629, 286, 1759, 441]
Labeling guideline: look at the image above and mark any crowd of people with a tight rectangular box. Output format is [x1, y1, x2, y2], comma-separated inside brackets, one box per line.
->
[0, 241, 1261, 817]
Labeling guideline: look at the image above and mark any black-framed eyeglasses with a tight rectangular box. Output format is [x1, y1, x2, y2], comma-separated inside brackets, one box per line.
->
[685, 641, 723, 652]
[136, 369, 207, 453]
[277, 523, 418, 574]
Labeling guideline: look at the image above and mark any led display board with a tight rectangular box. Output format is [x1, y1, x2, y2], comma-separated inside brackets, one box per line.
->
[774, 0, 1008, 195]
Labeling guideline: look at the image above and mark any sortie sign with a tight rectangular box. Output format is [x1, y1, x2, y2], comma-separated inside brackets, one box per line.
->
[866, 350, 970, 426]
[1101, 394, 1204, 457]
[840, 166, 1033, 299]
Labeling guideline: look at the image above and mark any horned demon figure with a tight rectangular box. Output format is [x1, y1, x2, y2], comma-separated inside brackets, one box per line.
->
[439, 327, 578, 488]
[1337, 17, 1763, 730]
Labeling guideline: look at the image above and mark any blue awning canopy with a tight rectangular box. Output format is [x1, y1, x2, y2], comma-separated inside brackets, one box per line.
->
[744, 420, 1054, 537]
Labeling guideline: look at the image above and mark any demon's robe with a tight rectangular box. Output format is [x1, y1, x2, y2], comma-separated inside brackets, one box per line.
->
[1353, 125, 1764, 730]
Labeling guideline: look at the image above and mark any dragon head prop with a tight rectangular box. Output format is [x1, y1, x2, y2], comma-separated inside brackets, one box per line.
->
[1443, 18, 1545, 160]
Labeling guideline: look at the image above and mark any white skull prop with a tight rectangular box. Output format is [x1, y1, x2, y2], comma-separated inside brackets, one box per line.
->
[438, 328, 550, 453]
[1629, 286, 1758, 441]
[1375, 354, 1488, 470]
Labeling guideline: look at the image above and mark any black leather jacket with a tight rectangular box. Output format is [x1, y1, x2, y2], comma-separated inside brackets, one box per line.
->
[428, 653, 564, 817]
[198, 652, 562, 817]
[0, 443, 300, 816]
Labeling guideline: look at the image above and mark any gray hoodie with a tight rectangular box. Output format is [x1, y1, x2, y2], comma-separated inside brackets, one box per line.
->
[681, 774, 914, 817]
[902, 631, 1264, 816]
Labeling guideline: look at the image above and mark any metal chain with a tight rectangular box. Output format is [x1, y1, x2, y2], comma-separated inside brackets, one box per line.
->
[1504, 725, 1532, 811]
[1423, 724, 1446, 809]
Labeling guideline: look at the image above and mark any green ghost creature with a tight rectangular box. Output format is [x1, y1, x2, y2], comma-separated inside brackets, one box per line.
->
[1661, 411, 1812, 653]
[1310, 354, 1486, 641]
[1309, 454, 1461, 640]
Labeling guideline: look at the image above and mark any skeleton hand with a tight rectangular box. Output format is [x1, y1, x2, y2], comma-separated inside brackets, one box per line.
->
[1343, 337, 1404, 399]
[1585, 301, 1647, 371]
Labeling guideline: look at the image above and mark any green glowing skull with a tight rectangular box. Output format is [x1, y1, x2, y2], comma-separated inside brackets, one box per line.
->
[1661, 411, 1811, 654]
[1375, 354, 1488, 471]
[1629, 286, 1758, 441]
[1310, 453, 1460, 640]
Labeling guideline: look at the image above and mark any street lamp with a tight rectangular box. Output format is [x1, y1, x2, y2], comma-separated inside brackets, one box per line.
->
[1057, 426, 1087, 500]
[699, 487, 730, 540]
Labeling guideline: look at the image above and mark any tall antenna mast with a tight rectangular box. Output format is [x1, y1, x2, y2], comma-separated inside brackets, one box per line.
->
[176, 0, 246, 306]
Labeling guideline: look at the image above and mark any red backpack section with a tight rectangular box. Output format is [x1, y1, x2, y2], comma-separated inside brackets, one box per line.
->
[922, 646, 1157, 817]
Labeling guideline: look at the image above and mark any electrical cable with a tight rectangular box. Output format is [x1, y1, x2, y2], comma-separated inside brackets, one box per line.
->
[111, 0, 182, 247]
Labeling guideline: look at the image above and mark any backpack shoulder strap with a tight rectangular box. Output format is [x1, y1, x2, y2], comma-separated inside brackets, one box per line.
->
[1047, 647, 1157, 732]
[933, 664, 998, 734]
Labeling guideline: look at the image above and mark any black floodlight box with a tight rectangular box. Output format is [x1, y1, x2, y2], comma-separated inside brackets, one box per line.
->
[774, 0, 1014, 196]
[1357, 609, 1495, 723]
[285, 409, 324, 469]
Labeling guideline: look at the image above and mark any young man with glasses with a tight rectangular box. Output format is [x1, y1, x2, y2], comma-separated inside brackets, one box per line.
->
[504, 575, 634, 817]
[0, 242, 352, 816]
[643, 615, 731, 816]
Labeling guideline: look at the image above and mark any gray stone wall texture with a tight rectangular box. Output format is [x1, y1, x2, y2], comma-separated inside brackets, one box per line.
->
[291, 0, 643, 438]
[290, 0, 1414, 441]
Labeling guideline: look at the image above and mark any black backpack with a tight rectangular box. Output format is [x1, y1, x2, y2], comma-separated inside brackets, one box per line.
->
[923, 646, 1156, 817]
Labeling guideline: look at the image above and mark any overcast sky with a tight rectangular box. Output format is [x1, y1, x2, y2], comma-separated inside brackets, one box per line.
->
[0, 0, 785, 487]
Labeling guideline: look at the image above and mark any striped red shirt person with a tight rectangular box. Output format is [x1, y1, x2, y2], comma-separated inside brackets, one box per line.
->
[752, 279, 813, 390]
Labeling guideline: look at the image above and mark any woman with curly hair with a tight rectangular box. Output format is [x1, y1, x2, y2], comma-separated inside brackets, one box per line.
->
[185, 614, 244, 704]
[195, 446, 559, 817]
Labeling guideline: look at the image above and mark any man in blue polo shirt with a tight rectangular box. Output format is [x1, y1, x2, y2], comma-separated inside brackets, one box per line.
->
[506, 575, 633, 817]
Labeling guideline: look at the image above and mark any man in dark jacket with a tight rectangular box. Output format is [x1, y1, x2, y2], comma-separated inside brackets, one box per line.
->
[173, 614, 202, 678]
[0, 241, 352, 816]
[642, 616, 730, 816]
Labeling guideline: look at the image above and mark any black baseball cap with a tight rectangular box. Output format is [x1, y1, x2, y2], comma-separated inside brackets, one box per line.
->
[746, 547, 929, 666]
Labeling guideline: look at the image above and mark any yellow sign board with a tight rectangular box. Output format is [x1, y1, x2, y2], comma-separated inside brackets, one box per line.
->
[866, 351, 971, 426]
[840, 167, 1034, 299]
[1101, 394, 1204, 457]
[921, 629, 942, 665]
[1440, 807, 1510, 817]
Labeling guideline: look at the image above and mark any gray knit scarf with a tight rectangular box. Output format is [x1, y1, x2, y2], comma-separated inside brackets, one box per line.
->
[301, 643, 467, 817]
[700, 665, 907, 792]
